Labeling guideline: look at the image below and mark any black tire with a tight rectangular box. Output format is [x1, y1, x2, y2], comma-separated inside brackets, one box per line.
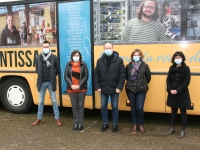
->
[1, 77, 33, 113]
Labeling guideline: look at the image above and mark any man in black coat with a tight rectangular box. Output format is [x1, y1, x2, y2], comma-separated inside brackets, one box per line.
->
[94, 42, 126, 132]
[31, 40, 62, 126]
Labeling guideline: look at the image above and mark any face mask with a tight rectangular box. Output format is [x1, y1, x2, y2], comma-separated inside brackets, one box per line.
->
[104, 49, 113, 56]
[133, 56, 140, 62]
[43, 48, 50, 54]
[73, 56, 79, 62]
[174, 59, 182, 65]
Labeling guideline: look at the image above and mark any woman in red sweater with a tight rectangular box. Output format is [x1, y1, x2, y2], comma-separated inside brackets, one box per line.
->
[64, 50, 88, 131]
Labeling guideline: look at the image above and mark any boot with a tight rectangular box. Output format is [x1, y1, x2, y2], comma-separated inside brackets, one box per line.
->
[178, 129, 186, 138]
[132, 124, 137, 133]
[139, 125, 145, 133]
[165, 126, 175, 135]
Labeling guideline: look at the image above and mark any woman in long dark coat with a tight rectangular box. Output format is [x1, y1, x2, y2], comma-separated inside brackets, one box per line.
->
[165, 51, 191, 138]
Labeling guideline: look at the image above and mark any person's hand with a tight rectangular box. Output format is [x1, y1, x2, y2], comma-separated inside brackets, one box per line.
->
[71, 85, 77, 90]
[116, 89, 121, 93]
[173, 90, 178, 95]
[76, 85, 80, 89]
[170, 90, 177, 95]
[96, 89, 101, 94]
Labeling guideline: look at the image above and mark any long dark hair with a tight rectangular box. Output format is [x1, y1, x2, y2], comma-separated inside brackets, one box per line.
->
[137, 0, 159, 21]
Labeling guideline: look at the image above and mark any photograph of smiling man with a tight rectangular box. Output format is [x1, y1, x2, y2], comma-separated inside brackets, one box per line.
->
[121, 0, 170, 42]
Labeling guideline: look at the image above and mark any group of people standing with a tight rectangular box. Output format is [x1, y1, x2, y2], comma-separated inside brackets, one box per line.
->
[31, 40, 191, 139]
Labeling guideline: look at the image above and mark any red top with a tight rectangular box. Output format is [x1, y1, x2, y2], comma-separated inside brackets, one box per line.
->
[67, 61, 87, 93]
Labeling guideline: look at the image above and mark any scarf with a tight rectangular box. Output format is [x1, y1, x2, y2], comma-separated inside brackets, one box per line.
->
[71, 60, 80, 85]
[130, 61, 142, 80]
[41, 50, 51, 67]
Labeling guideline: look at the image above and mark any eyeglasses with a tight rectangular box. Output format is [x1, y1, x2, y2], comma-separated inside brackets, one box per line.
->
[143, 5, 155, 10]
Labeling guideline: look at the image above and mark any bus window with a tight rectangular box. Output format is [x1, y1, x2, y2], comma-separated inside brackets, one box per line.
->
[187, 0, 200, 40]
[94, 0, 183, 43]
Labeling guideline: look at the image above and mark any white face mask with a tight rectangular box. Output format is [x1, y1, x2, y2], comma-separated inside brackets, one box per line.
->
[104, 49, 113, 56]
[73, 56, 79, 62]
[43, 48, 50, 54]
[174, 58, 182, 65]
[133, 56, 140, 62]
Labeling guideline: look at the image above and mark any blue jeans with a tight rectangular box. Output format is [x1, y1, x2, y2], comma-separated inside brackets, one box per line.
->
[100, 93, 119, 125]
[126, 90, 146, 125]
[37, 81, 60, 120]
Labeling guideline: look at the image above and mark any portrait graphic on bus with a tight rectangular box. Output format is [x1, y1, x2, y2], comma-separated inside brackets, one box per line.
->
[94, 0, 183, 43]
[0, 2, 57, 46]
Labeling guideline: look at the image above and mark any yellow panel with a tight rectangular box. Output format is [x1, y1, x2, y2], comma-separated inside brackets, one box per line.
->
[144, 75, 166, 113]
[95, 76, 166, 112]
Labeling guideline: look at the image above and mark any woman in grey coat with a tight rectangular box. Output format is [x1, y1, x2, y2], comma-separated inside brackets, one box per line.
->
[165, 51, 191, 138]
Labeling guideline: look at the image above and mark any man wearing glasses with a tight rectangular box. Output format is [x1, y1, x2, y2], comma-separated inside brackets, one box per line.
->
[121, 0, 170, 42]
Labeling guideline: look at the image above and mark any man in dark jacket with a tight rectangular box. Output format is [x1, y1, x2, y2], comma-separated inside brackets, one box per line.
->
[31, 40, 62, 126]
[94, 42, 126, 132]
[1, 14, 20, 46]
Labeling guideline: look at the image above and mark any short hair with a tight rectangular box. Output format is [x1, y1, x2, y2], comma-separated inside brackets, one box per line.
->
[137, 0, 159, 21]
[6, 14, 13, 20]
[130, 49, 144, 61]
[71, 50, 82, 61]
[171, 51, 186, 63]
[42, 40, 50, 45]
[104, 42, 113, 48]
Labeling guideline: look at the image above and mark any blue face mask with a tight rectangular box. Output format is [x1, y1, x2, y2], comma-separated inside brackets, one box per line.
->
[104, 49, 113, 56]
[43, 48, 50, 54]
[174, 59, 182, 65]
[133, 56, 140, 62]
[73, 56, 79, 62]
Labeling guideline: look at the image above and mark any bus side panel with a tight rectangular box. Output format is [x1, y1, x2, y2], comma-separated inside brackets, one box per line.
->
[144, 75, 166, 113]
[94, 43, 200, 114]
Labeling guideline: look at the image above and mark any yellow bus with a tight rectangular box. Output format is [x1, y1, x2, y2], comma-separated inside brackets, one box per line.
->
[0, 0, 200, 115]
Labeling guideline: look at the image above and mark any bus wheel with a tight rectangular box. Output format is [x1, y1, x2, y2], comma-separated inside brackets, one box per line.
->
[1, 77, 33, 113]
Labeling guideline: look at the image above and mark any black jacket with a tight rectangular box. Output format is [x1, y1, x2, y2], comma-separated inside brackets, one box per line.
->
[1, 25, 21, 46]
[125, 61, 151, 93]
[94, 51, 126, 94]
[36, 53, 59, 92]
[166, 62, 191, 108]
[64, 61, 88, 90]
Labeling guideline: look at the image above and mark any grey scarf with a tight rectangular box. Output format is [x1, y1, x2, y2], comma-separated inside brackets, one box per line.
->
[41, 50, 51, 67]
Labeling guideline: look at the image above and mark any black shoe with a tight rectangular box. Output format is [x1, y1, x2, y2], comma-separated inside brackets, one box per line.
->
[101, 124, 108, 132]
[78, 125, 83, 131]
[178, 129, 186, 138]
[165, 126, 175, 135]
[112, 125, 118, 133]
[73, 124, 78, 130]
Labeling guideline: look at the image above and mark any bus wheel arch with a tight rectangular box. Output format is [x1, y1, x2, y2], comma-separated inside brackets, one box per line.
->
[1, 77, 33, 114]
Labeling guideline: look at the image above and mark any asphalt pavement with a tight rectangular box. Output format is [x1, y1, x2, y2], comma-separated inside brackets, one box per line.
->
[0, 103, 200, 150]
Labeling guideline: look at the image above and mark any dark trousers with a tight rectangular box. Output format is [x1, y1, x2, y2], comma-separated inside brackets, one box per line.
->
[171, 107, 187, 129]
[126, 90, 146, 125]
[100, 92, 119, 125]
[69, 92, 86, 125]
